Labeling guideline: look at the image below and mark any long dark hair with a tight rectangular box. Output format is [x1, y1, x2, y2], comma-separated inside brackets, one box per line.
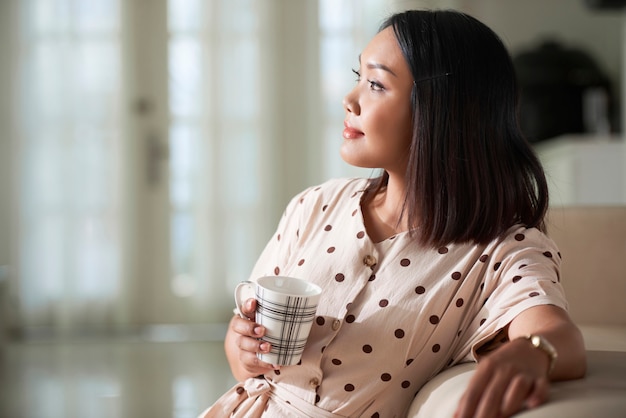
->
[365, 9, 549, 246]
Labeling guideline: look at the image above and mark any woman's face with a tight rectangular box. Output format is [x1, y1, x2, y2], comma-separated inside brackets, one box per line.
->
[341, 26, 414, 174]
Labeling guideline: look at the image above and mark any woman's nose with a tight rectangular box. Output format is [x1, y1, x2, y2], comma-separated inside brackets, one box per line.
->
[342, 88, 360, 115]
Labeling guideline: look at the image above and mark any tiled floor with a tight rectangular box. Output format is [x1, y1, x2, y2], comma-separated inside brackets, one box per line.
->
[0, 331, 236, 418]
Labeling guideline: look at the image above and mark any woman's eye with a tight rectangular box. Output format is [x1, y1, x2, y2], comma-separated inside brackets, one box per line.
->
[368, 80, 384, 91]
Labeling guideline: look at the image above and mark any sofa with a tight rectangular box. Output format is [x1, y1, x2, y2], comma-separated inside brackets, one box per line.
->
[408, 206, 626, 417]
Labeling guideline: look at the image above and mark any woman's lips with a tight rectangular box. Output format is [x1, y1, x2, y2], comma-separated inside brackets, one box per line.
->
[343, 122, 364, 139]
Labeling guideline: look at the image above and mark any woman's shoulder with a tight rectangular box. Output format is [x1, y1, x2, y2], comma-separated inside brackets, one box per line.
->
[293, 177, 369, 203]
[482, 224, 560, 260]
[284, 177, 369, 219]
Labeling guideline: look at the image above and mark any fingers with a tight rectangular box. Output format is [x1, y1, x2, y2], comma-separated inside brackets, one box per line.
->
[456, 369, 550, 418]
[228, 311, 278, 377]
[500, 374, 535, 417]
[525, 377, 550, 409]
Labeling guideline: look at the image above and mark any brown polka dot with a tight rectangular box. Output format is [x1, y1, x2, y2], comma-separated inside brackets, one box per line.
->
[356, 231, 365, 239]
[451, 272, 462, 280]
[327, 246, 335, 253]
[480, 282, 485, 290]
[429, 315, 440, 324]
[315, 394, 320, 403]
[274, 369, 281, 375]
[277, 234, 281, 241]
[368, 274, 376, 281]
[456, 298, 464, 307]
[515, 233, 525, 241]
[299, 198, 304, 204]
[296, 229, 300, 238]
[432, 344, 441, 353]
[332, 358, 342, 365]
[346, 314, 356, 323]
[512, 275, 522, 283]
[494, 262, 501, 271]
[335, 273, 345, 282]
[381, 373, 392, 382]
[438, 247, 449, 254]
[324, 225, 332, 231]
[395, 329, 405, 338]
[400, 258, 411, 267]
[351, 192, 358, 198]
[558, 252, 562, 259]
[344, 384, 355, 392]
[316, 316, 325, 326]
[236, 386, 245, 395]
[379, 299, 389, 307]
[519, 264, 528, 269]
[479, 254, 489, 262]
[415, 286, 425, 294]
[314, 186, 321, 191]
[480, 318, 487, 326]
[363, 345, 373, 353]
[406, 358, 414, 366]
[543, 251, 553, 258]
[401, 381, 411, 389]
[322, 204, 328, 212]
[298, 259, 305, 266]
[372, 413, 380, 418]
[529, 291, 540, 297]
[274, 266, 280, 275]
[351, 209, 358, 216]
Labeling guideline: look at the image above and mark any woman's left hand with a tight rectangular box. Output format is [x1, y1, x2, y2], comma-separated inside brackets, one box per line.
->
[453, 337, 551, 418]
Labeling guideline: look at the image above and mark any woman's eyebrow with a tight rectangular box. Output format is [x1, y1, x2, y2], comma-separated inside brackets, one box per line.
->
[358, 54, 398, 77]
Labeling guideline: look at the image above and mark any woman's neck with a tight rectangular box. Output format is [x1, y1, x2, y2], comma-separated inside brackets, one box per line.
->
[362, 174, 409, 242]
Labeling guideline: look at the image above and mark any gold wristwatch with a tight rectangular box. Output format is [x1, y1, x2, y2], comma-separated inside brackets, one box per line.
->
[521, 334, 558, 376]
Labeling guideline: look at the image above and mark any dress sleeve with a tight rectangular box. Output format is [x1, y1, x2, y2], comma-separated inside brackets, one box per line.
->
[454, 227, 568, 362]
[247, 186, 316, 281]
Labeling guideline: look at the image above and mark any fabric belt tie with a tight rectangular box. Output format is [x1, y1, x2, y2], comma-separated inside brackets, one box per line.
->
[244, 376, 346, 418]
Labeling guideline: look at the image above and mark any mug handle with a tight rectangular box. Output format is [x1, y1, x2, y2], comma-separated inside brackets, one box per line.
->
[234, 280, 255, 319]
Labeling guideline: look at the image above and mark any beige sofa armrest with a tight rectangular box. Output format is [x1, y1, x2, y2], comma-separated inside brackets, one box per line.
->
[407, 350, 626, 418]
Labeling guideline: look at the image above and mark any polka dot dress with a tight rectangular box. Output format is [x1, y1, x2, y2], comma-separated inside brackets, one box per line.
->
[206, 178, 568, 418]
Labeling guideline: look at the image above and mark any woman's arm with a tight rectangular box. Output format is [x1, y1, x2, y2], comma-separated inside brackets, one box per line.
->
[507, 304, 586, 380]
[454, 305, 586, 418]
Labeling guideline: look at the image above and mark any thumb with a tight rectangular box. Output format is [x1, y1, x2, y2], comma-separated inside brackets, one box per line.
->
[243, 298, 257, 320]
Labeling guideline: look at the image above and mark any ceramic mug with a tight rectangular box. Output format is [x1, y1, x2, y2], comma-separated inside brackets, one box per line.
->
[235, 276, 322, 366]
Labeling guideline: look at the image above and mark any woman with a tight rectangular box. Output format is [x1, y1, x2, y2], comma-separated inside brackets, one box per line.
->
[201, 9, 586, 418]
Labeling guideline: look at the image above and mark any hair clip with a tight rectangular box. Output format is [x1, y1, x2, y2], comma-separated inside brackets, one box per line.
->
[414, 72, 452, 85]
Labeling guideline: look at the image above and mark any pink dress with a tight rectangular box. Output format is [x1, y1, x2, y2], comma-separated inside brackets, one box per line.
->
[200, 178, 567, 417]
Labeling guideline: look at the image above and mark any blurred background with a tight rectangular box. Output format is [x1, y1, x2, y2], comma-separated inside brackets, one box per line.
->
[0, 0, 624, 417]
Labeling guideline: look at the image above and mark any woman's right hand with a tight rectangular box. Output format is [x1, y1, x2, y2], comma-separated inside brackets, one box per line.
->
[224, 298, 278, 381]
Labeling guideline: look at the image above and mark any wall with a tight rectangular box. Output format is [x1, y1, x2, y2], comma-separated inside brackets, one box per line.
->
[392, 0, 624, 131]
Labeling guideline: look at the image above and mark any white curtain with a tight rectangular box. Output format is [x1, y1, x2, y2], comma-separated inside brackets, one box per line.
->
[3, 0, 388, 335]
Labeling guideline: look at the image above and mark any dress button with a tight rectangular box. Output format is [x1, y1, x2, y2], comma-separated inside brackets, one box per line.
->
[332, 319, 341, 331]
[363, 254, 377, 267]
[310, 377, 320, 387]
